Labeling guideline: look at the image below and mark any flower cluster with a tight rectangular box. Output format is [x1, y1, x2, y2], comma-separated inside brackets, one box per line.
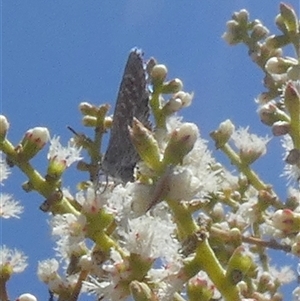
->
[1, 3, 300, 301]
[0, 151, 27, 301]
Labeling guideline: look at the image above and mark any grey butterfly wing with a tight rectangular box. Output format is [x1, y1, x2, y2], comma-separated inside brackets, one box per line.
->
[102, 49, 150, 182]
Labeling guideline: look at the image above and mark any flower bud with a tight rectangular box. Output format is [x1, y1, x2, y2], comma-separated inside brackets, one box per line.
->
[104, 116, 113, 129]
[280, 3, 298, 33]
[19, 127, 50, 161]
[0, 115, 9, 140]
[284, 81, 300, 119]
[79, 102, 98, 116]
[16, 294, 37, 301]
[230, 228, 242, 242]
[255, 92, 273, 105]
[257, 102, 287, 126]
[187, 275, 214, 300]
[287, 65, 300, 81]
[163, 92, 194, 115]
[82, 115, 97, 127]
[129, 118, 161, 171]
[151, 64, 168, 85]
[275, 14, 289, 35]
[222, 20, 241, 45]
[272, 121, 290, 136]
[265, 34, 288, 49]
[174, 91, 193, 107]
[161, 78, 183, 94]
[272, 209, 300, 234]
[163, 123, 198, 166]
[251, 23, 269, 41]
[163, 97, 182, 115]
[233, 9, 249, 25]
[210, 119, 235, 148]
[265, 56, 298, 74]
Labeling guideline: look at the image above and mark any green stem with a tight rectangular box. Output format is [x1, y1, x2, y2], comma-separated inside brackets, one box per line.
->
[185, 239, 240, 301]
[167, 199, 198, 240]
[221, 144, 268, 190]
[150, 87, 166, 129]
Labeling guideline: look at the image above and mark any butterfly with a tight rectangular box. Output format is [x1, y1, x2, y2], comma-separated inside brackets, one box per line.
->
[101, 49, 151, 183]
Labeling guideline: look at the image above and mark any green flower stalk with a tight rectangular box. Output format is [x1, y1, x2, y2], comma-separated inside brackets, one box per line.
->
[4, 4, 300, 300]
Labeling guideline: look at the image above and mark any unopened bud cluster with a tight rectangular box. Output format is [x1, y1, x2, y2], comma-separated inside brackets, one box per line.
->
[224, 3, 300, 146]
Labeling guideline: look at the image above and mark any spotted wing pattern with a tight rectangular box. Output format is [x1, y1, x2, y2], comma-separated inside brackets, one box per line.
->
[102, 49, 150, 182]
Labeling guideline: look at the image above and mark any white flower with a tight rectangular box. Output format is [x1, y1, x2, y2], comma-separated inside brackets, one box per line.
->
[38, 258, 79, 293]
[51, 213, 86, 238]
[147, 118, 222, 208]
[50, 213, 87, 260]
[0, 193, 23, 218]
[165, 166, 202, 201]
[48, 274, 78, 295]
[0, 152, 10, 183]
[37, 258, 59, 282]
[83, 276, 124, 301]
[118, 214, 180, 260]
[153, 260, 186, 301]
[55, 236, 88, 262]
[48, 136, 82, 167]
[76, 186, 106, 214]
[269, 265, 296, 284]
[0, 245, 28, 273]
[227, 190, 259, 225]
[183, 138, 221, 197]
[189, 271, 221, 299]
[105, 183, 134, 222]
[231, 127, 270, 164]
[82, 250, 130, 300]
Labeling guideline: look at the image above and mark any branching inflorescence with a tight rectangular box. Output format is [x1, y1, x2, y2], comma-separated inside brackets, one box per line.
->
[1, 3, 300, 301]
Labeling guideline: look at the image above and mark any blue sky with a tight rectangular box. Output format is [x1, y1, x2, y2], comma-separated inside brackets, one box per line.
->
[2, 1, 300, 300]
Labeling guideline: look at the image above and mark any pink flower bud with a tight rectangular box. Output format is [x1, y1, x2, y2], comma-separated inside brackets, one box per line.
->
[272, 209, 300, 234]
